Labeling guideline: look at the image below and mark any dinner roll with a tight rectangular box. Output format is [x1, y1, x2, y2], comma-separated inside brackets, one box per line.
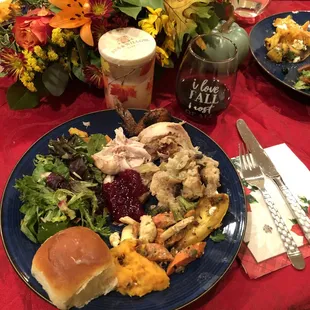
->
[31, 226, 117, 310]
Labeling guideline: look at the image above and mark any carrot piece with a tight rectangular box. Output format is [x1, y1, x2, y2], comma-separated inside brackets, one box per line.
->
[184, 209, 195, 218]
[166, 242, 206, 276]
[105, 135, 112, 143]
[152, 212, 176, 229]
[155, 228, 164, 245]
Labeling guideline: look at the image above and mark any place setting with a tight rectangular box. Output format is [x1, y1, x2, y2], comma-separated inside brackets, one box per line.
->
[0, 0, 309, 310]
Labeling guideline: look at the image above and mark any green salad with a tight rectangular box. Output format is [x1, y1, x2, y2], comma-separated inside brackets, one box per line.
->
[15, 131, 111, 244]
[294, 69, 310, 91]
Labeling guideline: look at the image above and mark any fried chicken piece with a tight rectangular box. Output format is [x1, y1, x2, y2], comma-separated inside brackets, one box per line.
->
[115, 101, 171, 136]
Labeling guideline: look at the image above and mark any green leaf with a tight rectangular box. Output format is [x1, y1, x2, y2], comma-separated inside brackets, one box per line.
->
[301, 70, 310, 78]
[195, 10, 220, 35]
[116, 5, 142, 19]
[74, 36, 88, 67]
[184, 3, 212, 19]
[37, 220, 70, 243]
[210, 229, 227, 243]
[20, 205, 38, 243]
[34, 74, 50, 98]
[0, 71, 7, 77]
[87, 134, 107, 155]
[6, 81, 40, 110]
[163, 0, 212, 56]
[246, 194, 258, 204]
[89, 50, 101, 68]
[72, 65, 86, 83]
[294, 80, 310, 90]
[290, 218, 298, 225]
[122, 0, 163, 8]
[42, 63, 69, 96]
[49, 4, 61, 13]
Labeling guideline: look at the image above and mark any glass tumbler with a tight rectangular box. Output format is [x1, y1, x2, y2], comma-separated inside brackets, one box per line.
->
[176, 34, 238, 122]
[231, 0, 271, 24]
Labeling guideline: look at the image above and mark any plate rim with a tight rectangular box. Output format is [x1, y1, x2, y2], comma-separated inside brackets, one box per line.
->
[249, 10, 310, 98]
[0, 109, 247, 310]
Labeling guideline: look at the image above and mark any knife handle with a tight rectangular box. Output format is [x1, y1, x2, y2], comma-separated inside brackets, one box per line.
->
[261, 188, 305, 270]
[273, 176, 310, 243]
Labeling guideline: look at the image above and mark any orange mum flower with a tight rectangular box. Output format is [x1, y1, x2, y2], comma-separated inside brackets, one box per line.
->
[49, 0, 94, 46]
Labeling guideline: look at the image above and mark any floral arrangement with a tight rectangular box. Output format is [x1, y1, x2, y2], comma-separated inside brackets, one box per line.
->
[0, 0, 232, 109]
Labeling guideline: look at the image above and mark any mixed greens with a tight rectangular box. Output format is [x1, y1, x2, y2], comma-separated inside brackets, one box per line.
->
[294, 69, 310, 91]
[15, 132, 111, 243]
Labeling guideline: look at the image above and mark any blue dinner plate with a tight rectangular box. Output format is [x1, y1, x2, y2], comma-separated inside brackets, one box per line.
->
[1, 110, 246, 310]
[250, 11, 310, 97]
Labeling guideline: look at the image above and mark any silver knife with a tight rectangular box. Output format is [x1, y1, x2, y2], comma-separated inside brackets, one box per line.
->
[236, 119, 310, 243]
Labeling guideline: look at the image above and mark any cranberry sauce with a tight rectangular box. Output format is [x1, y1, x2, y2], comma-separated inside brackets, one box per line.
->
[102, 169, 147, 222]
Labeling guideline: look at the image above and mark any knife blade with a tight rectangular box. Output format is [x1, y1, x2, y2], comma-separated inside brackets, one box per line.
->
[236, 119, 310, 243]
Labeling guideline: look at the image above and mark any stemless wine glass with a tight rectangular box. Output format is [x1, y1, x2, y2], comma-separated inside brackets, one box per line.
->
[176, 34, 238, 122]
[231, 0, 271, 24]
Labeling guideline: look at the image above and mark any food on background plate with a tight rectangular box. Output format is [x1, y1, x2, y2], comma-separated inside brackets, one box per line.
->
[31, 227, 118, 310]
[16, 107, 230, 305]
[265, 15, 310, 63]
[294, 64, 310, 90]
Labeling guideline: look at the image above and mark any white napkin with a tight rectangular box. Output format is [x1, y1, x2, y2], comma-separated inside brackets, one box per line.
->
[234, 143, 310, 263]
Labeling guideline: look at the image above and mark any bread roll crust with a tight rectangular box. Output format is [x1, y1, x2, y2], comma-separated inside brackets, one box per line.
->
[31, 227, 117, 309]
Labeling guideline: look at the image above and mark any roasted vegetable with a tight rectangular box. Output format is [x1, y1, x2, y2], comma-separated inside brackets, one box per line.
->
[167, 242, 206, 276]
[267, 47, 283, 63]
[176, 193, 229, 249]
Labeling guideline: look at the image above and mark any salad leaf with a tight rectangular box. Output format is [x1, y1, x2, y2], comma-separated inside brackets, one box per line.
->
[87, 134, 107, 155]
[42, 209, 67, 223]
[15, 176, 57, 206]
[210, 229, 227, 243]
[33, 154, 69, 182]
[48, 135, 89, 161]
[301, 70, 310, 78]
[20, 205, 38, 243]
[37, 221, 70, 243]
[46, 172, 70, 190]
[295, 80, 310, 90]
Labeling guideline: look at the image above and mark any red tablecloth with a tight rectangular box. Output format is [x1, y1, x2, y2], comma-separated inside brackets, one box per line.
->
[1, 1, 310, 309]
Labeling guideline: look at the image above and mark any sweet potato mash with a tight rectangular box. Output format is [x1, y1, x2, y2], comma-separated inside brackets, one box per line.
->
[110, 240, 170, 297]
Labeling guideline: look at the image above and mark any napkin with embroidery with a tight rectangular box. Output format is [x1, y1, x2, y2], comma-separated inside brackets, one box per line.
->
[231, 143, 310, 279]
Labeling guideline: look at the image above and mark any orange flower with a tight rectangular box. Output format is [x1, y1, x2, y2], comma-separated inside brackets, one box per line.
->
[49, 0, 94, 46]
[13, 8, 53, 50]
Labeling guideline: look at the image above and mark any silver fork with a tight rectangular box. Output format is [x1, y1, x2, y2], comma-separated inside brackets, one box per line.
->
[239, 144, 305, 270]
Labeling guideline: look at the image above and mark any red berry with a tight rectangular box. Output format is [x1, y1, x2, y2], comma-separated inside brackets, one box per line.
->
[103, 170, 147, 222]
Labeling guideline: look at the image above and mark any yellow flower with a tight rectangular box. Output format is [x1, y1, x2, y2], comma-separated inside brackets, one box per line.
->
[47, 47, 59, 61]
[0, 0, 11, 23]
[71, 48, 79, 67]
[138, 7, 169, 38]
[0, 0, 20, 23]
[155, 46, 170, 67]
[34, 46, 47, 60]
[60, 57, 70, 71]
[9, 1, 20, 16]
[162, 16, 176, 38]
[20, 71, 36, 92]
[162, 36, 175, 53]
[63, 30, 74, 41]
[51, 28, 66, 47]
[22, 50, 44, 72]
